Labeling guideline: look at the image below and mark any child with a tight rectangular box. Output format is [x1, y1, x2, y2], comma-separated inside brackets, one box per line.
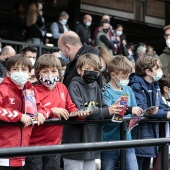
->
[129, 56, 170, 170]
[101, 55, 142, 170]
[61, 53, 124, 170]
[25, 54, 88, 170]
[0, 54, 46, 170]
[153, 74, 170, 170]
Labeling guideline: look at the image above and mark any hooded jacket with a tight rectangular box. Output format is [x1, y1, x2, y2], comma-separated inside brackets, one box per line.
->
[129, 74, 170, 157]
[29, 82, 77, 146]
[63, 44, 102, 88]
[159, 47, 170, 74]
[62, 76, 110, 160]
[0, 77, 47, 167]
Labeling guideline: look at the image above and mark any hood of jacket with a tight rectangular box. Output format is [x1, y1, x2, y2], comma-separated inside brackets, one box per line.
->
[129, 73, 158, 91]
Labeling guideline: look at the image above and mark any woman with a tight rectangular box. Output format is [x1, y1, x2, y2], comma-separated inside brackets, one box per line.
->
[25, 2, 43, 44]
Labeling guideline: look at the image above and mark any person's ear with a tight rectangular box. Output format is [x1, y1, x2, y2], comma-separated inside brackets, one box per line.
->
[110, 72, 115, 78]
[6, 71, 10, 77]
[77, 67, 81, 75]
[65, 44, 70, 52]
[163, 86, 169, 93]
[145, 69, 151, 76]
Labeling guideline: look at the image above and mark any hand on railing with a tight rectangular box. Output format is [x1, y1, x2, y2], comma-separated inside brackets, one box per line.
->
[37, 112, 46, 125]
[132, 107, 143, 116]
[51, 107, 69, 120]
[20, 114, 34, 127]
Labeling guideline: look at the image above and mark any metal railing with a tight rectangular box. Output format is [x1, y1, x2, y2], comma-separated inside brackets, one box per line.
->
[1, 39, 59, 56]
[0, 118, 170, 170]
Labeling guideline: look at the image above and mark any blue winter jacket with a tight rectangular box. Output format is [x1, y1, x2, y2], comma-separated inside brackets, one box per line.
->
[129, 74, 170, 157]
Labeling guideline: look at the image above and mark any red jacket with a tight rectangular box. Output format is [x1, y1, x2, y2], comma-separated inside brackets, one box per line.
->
[29, 82, 78, 146]
[0, 77, 47, 167]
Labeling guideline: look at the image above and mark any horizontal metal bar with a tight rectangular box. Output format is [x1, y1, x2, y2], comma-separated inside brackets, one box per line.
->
[0, 138, 170, 158]
[0, 117, 170, 126]
[1, 39, 59, 51]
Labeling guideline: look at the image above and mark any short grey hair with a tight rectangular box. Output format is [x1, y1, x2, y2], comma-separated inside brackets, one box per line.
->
[137, 46, 146, 54]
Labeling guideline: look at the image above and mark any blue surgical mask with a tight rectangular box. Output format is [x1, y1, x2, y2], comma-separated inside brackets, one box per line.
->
[114, 75, 129, 88]
[116, 30, 123, 36]
[10, 71, 29, 87]
[60, 19, 67, 25]
[85, 21, 91, 27]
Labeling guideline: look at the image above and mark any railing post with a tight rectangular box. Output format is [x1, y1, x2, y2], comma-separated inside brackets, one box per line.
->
[120, 120, 127, 170]
[161, 143, 169, 170]
[39, 45, 42, 56]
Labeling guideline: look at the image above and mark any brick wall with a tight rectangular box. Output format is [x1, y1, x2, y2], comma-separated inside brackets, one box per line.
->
[146, 0, 165, 18]
[81, 0, 133, 12]
[81, 0, 165, 19]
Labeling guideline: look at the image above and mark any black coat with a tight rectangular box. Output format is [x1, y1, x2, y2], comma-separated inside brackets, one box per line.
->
[74, 23, 91, 45]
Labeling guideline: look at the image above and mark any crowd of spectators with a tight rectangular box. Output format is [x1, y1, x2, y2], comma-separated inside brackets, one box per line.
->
[1, 1, 170, 170]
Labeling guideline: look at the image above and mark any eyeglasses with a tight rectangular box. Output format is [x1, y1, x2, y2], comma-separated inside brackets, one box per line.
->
[164, 34, 170, 39]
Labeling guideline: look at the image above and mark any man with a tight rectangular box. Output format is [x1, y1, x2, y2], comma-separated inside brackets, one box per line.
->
[51, 11, 69, 46]
[58, 31, 102, 88]
[74, 14, 93, 45]
[93, 14, 114, 46]
[134, 45, 146, 62]
[159, 25, 170, 74]
[96, 20, 115, 56]
[19, 46, 37, 66]
[0, 46, 16, 78]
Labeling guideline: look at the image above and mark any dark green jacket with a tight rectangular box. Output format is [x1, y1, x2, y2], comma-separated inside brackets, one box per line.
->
[159, 47, 170, 74]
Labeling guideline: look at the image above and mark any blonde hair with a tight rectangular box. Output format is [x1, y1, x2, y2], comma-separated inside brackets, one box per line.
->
[135, 55, 162, 76]
[76, 53, 101, 71]
[108, 55, 132, 75]
[96, 46, 111, 66]
[26, 2, 39, 26]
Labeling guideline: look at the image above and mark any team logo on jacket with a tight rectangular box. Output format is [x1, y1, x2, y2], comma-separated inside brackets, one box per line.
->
[9, 98, 15, 104]
[61, 93, 65, 101]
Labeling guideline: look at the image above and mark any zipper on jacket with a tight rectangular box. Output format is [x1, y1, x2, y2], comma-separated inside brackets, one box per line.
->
[20, 126, 22, 146]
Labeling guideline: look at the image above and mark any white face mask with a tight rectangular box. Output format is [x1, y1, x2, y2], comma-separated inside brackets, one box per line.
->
[114, 75, 129, 88]
[60, 19, 67, 25]
[39, 76, 60, 89]
[128, 50, 133, 56]
[166, 39, 170, 48]
[30, 58, 36, 66]
[117, 79, 129, 88]
[152, 70, 163, 81]
[116, 30, 123, 36]
[100, 66, 106, 73]
[85, 21, 91, 27]
[61, 70, 65, 77]
[10, 71, 29, 87]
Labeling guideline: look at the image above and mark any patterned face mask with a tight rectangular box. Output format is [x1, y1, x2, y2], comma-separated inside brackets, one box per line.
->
[39, 76, 60, 89]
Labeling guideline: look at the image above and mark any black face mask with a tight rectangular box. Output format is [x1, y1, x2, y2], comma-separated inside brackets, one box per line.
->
[82, 70, 99, 84]
[103, 29, 109, 33]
